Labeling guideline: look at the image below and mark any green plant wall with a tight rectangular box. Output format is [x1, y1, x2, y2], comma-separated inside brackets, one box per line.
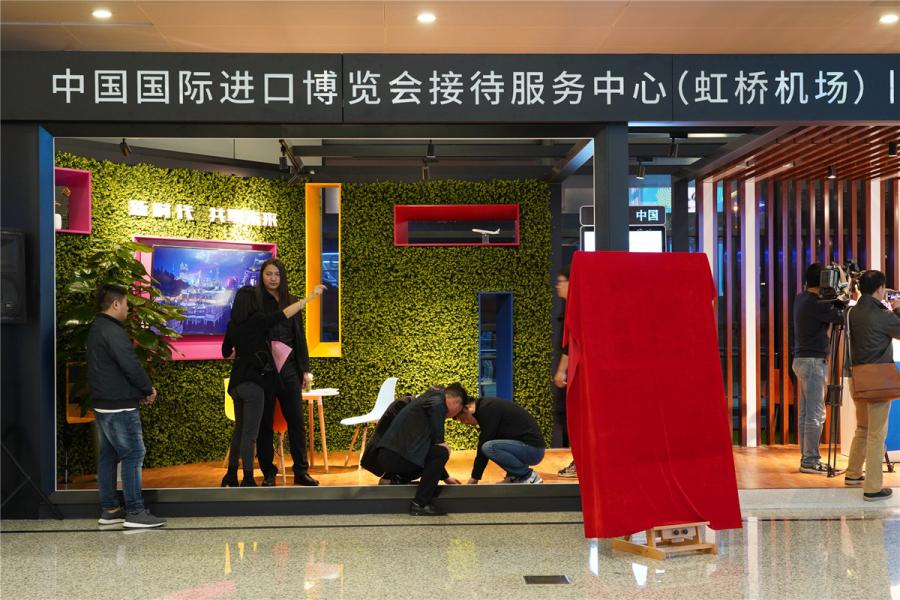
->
[56, 153, 552, 477]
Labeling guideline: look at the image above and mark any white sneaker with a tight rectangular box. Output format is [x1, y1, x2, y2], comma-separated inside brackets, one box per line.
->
[520, 471, 543, 484]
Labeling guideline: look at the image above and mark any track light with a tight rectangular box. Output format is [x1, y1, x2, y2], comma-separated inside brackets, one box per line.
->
[827, 165, 837, 180]
[636, 162, 646, 180]
[119, 138, 131, 157]
[426, 140, 436, 161]
[889, 142, 898, 157]
[667, 136, 679, 158]
[421, 159, 430, 181]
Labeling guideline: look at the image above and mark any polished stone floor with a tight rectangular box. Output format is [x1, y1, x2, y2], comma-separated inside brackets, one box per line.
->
[2, 499, 900, 600]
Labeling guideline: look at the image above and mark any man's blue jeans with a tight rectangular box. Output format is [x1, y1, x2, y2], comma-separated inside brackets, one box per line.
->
[482, 439, 545, 478]
[94, 409, 146, 513]
[792, 357, 828, 467]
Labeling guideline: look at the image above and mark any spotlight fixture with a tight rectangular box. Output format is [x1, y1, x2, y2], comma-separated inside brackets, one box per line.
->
[417, 12, 437, 24]
[667, 136, 679, 159]
[279, 155, 288, 171]
[636, 162, 646, 180]
[92, 8, 112, 19]
[889, 142, 898, 157]
[880, 13, 899, 25]
[279, 139, 306, 184]
[426, 140, 436, 161]
[827, 165, 837, 180]
[119, 138, 131, 157]
[421, 159, 430, 181]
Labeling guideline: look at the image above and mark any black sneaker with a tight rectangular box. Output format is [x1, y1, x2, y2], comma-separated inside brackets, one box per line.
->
[863, 488, 893, 502]
[261, 473, 277, 487]
[799, 462, 829, 474]
[845, 475, 865, 486]
[98, 506, 126, 525]
[409, 500, 446, 516]
[123, 509, 166, 528]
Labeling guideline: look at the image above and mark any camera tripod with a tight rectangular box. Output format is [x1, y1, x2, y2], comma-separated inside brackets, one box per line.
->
[823, 314, 847, 478]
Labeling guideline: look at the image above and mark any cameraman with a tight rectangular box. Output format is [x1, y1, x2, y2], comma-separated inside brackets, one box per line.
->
[792, 263, 844, 474]
[845, 270, 900, 501]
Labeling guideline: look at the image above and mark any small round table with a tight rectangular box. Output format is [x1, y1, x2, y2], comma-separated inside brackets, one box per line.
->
[302, 388, 339, 473]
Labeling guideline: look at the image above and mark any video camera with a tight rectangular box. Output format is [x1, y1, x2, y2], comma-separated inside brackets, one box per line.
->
[818, 260, 862, 303]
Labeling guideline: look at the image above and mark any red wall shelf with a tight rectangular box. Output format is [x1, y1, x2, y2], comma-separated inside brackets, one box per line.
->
[54, 167, 92, 234]
[394, 204, 520, 247]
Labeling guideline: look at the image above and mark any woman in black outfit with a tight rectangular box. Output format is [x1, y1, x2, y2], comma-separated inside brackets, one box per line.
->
[220, 285, 321, 487]
[256, 258, 324, 486]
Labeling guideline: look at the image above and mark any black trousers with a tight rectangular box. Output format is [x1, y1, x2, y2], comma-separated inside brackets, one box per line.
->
[551, 385, 569, 448]
[257, 361, 309, 476]
[377, 445, 450, 505]
[228, 381, 265, 475]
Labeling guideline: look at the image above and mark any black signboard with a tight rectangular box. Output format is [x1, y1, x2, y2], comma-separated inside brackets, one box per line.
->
[0, 52, 343, 123]
[629, 205, 666, 226]
[1, 52, 897, 123]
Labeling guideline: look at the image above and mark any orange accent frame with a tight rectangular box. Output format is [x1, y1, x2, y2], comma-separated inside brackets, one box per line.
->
[305, 183, 342, 358]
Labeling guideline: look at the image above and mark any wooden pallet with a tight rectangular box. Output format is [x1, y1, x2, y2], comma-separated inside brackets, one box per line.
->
[612, 521, 717, 560]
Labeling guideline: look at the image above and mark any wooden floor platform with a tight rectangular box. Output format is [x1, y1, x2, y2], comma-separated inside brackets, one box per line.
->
[61, 445, 898, 490]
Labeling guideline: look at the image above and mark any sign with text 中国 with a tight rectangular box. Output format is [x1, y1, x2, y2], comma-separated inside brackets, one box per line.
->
[1, 52, 898, 123]
[629, 206, 666, 226]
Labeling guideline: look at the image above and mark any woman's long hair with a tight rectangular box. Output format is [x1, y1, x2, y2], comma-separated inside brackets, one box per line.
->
[257, 258, 293, 309]
[230, 286, 261, 324]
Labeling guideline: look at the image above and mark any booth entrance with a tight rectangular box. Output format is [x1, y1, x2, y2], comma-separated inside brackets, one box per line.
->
[2, 51, 898, 518]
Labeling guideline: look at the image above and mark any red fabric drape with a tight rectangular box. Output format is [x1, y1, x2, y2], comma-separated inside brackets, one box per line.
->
[564, 251, 741, 538]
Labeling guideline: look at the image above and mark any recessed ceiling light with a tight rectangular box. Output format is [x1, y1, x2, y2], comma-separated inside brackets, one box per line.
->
[687, 132, 731, 138]
[880, 13, 899, 24]
[92, 8, 112, 19]
[417, 12, 436, 24]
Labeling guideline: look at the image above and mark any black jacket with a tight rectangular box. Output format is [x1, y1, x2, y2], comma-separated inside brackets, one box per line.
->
[221, 309, 286, 394]
[848, 295, 900, 365]
[376, 390, 448, 467]
[792, 291, 843, 358]
[86, 313, 153, 410]
[260, 291, 310, 374]
[360, 396, 413, 476]
[471, 397, 544, 480]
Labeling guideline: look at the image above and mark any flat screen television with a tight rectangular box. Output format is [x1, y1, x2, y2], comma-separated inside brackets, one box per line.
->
[151, 245, 274, 336]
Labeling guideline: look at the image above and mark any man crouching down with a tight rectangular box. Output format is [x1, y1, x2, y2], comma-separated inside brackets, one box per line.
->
[375, 383, 467, 516]
[456, 396, 545, 484]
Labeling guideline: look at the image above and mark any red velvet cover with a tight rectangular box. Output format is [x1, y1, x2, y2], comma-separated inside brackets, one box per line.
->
[564, 251, 741, 538]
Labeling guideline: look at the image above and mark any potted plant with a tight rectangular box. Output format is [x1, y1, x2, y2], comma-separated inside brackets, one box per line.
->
[58, 240, 187, 415]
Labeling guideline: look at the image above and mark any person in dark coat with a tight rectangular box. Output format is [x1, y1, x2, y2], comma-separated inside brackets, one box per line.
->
[221, 285, 322, 487]
[87, 284, 164, 528]
[456, 396, 545, 484]
[375, 383, 468, 516]
[255, 258, 324, 487]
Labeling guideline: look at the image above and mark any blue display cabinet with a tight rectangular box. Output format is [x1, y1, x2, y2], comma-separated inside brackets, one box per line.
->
[478, 292, 513, 400]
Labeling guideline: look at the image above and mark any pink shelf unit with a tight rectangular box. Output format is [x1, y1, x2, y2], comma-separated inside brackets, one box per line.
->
[54, 167, 92, 234]
[394, 204, 520, 247]
[134, 236, 277, 361]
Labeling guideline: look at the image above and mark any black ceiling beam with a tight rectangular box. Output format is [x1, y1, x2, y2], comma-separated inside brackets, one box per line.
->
[291, 143, 571, 159]
[547, 139, 594, 182]
[307, 165, 551, 183]
[627, 142, 726, 158]
[675, 126, 793, 181]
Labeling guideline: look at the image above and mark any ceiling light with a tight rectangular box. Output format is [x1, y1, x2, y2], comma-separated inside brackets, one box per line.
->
[636, 162, 646, 180]
[686, 133, 731, 139]
[92, 8, 112, 19]
[827, 165, 837, 180]
[879, 13, 899, 25]
[417, 12, 436, 24]
[421, 159, 430, 181]
[667, 137, 679, 158]
[426, 140, 436, 160]
[889, 142, 898, 157]
[119, 138, 131, 157]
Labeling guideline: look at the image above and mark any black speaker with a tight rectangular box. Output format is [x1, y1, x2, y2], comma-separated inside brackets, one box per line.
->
[1, 230, 27, 324]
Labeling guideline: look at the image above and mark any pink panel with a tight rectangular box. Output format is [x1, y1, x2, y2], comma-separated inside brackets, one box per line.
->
[134, 236, 277, 361]
[54, 167, 92, 234]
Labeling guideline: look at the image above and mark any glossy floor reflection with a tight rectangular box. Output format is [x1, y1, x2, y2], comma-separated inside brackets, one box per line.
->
[2, 510, 899, 600]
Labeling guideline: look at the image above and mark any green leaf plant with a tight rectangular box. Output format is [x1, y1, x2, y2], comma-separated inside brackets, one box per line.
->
[58, 240, 186, 411]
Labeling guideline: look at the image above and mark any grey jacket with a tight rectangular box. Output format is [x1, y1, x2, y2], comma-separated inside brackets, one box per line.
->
[847, 295, 900, 366]
[86, 313, 153, 409]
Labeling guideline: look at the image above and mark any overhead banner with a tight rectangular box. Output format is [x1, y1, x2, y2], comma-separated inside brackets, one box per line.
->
[1, 52, 897, 123]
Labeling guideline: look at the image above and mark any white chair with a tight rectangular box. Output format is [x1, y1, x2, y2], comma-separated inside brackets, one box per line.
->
[340, 377, 398, 469]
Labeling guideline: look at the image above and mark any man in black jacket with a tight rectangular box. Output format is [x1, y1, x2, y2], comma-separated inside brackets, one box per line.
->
[792, 263, 844, 474]
[846, 270, 900, 501]
[86, 284, 165, 528]
[375, 384, 467, 516]
[456, 396, 545, 484]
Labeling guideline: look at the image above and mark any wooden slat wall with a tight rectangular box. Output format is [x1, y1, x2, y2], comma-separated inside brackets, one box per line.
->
[712, 174, 898, 447]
